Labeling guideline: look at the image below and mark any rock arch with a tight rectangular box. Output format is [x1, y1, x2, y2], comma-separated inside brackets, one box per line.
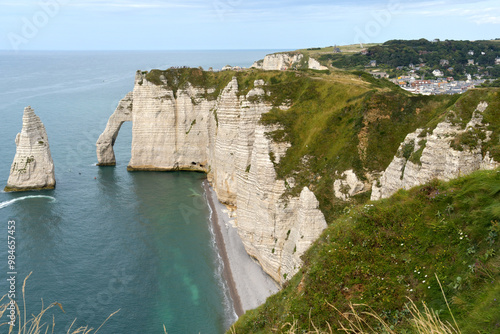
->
[96, 92, 133, 166]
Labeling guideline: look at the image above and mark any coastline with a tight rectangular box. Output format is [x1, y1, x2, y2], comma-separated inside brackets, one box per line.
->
[204, 180, 244, 316]
[203, 181, 280, 317]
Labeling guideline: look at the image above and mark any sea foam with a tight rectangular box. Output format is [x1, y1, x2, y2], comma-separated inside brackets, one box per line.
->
[0, 195, 56, 209]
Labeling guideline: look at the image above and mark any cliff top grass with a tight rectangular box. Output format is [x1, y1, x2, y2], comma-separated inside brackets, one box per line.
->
[232, 169, 500, 333]
[297, 43, 381, 55]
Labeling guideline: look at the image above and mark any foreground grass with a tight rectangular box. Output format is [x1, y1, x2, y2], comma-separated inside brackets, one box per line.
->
[232, 169, 500, 333]
[0, 273, 118, 334]
[231, 295, 462, 334]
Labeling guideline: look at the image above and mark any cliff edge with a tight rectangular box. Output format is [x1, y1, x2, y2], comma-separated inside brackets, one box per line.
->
[5, 106, 56, 192]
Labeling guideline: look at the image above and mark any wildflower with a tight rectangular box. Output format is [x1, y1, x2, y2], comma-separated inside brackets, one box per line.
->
[428, 286, 431, 289]
[423, 280, 426, 283]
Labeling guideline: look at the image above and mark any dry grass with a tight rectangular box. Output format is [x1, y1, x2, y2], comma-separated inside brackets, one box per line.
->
[331, 275, 461, 334]
[329, 298, 461, 334]
[0, 273, 119, 334]
[230, 275, 461, 334]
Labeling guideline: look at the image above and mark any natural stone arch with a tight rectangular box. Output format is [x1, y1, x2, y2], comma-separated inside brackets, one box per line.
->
[96, 92, 133, 166]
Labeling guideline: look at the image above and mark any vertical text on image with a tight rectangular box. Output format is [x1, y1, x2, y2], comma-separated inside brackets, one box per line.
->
[7, 220, 17, 327]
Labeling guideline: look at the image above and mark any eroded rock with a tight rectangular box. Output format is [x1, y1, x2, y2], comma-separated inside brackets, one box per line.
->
[5, 107, 55, 192]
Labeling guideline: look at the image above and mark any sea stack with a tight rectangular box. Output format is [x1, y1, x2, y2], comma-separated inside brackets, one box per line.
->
[4, 106, 56, 192]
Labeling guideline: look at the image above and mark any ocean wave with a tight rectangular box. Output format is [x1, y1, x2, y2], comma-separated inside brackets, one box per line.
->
[0, 195, 56, 209]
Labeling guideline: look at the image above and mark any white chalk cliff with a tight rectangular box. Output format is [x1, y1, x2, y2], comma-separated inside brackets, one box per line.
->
[251, 53, 304, 70]
[251, 53, 326, 71]
[308, 57, 328, 70]
[97, 71, 327, 284]
[5, 107, 56, 192]
[371, 101, 499, 200]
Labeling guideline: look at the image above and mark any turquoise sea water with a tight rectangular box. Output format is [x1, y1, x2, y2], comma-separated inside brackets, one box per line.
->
[0, 50, 277, 333]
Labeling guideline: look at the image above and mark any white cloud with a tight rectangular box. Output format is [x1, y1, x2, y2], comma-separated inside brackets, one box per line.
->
[0, 0, 204, 9]
[397, 0, 500, 24]
[67, 0, 203, 9]
[471, 14, 500, 24]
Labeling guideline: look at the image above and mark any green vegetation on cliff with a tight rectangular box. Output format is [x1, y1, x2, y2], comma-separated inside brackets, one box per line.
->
[232, 169, 500, 333]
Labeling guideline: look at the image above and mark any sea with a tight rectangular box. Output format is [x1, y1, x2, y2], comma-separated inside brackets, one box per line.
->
[0, 50, 278, 333]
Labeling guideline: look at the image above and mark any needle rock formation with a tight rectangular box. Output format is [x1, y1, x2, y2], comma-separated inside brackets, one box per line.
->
[5, 107, 56, 192]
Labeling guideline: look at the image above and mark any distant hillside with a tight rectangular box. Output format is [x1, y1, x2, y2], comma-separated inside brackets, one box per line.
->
[319, 39, 500, 80]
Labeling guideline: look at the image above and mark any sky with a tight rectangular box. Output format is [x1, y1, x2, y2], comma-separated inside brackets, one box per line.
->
[0, 0, 499, 50]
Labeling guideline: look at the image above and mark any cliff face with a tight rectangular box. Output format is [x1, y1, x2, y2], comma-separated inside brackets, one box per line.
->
[371, 101, 499, 200]
[97, 71, 327, 284]
[251, 53, 326, 71]
[5, 107, 55, 192]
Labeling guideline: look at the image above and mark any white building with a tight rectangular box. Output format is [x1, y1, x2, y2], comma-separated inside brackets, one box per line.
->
[432, 69, 444, 77]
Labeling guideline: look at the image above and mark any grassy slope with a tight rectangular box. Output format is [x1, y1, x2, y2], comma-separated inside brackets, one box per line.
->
[233, 169, 500, 333]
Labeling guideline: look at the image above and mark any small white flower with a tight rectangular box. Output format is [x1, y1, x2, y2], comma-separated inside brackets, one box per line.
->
[425, 275, 428, 278]
[423, 280, 426, 283]
[410, 289, 413, 292]
[401, 243, 404, 246]
[428, 286, 431, 289]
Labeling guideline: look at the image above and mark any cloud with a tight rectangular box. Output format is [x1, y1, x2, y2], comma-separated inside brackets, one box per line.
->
[67, 0, 203, 9]
[0, 0, 205, 9]
[471, 14, 500, 24]
[398, 0, 500, 24]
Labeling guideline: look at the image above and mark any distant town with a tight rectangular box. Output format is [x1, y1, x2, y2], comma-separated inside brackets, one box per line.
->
[371, 68, 487, 95]
[318, 39, 500, 95]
